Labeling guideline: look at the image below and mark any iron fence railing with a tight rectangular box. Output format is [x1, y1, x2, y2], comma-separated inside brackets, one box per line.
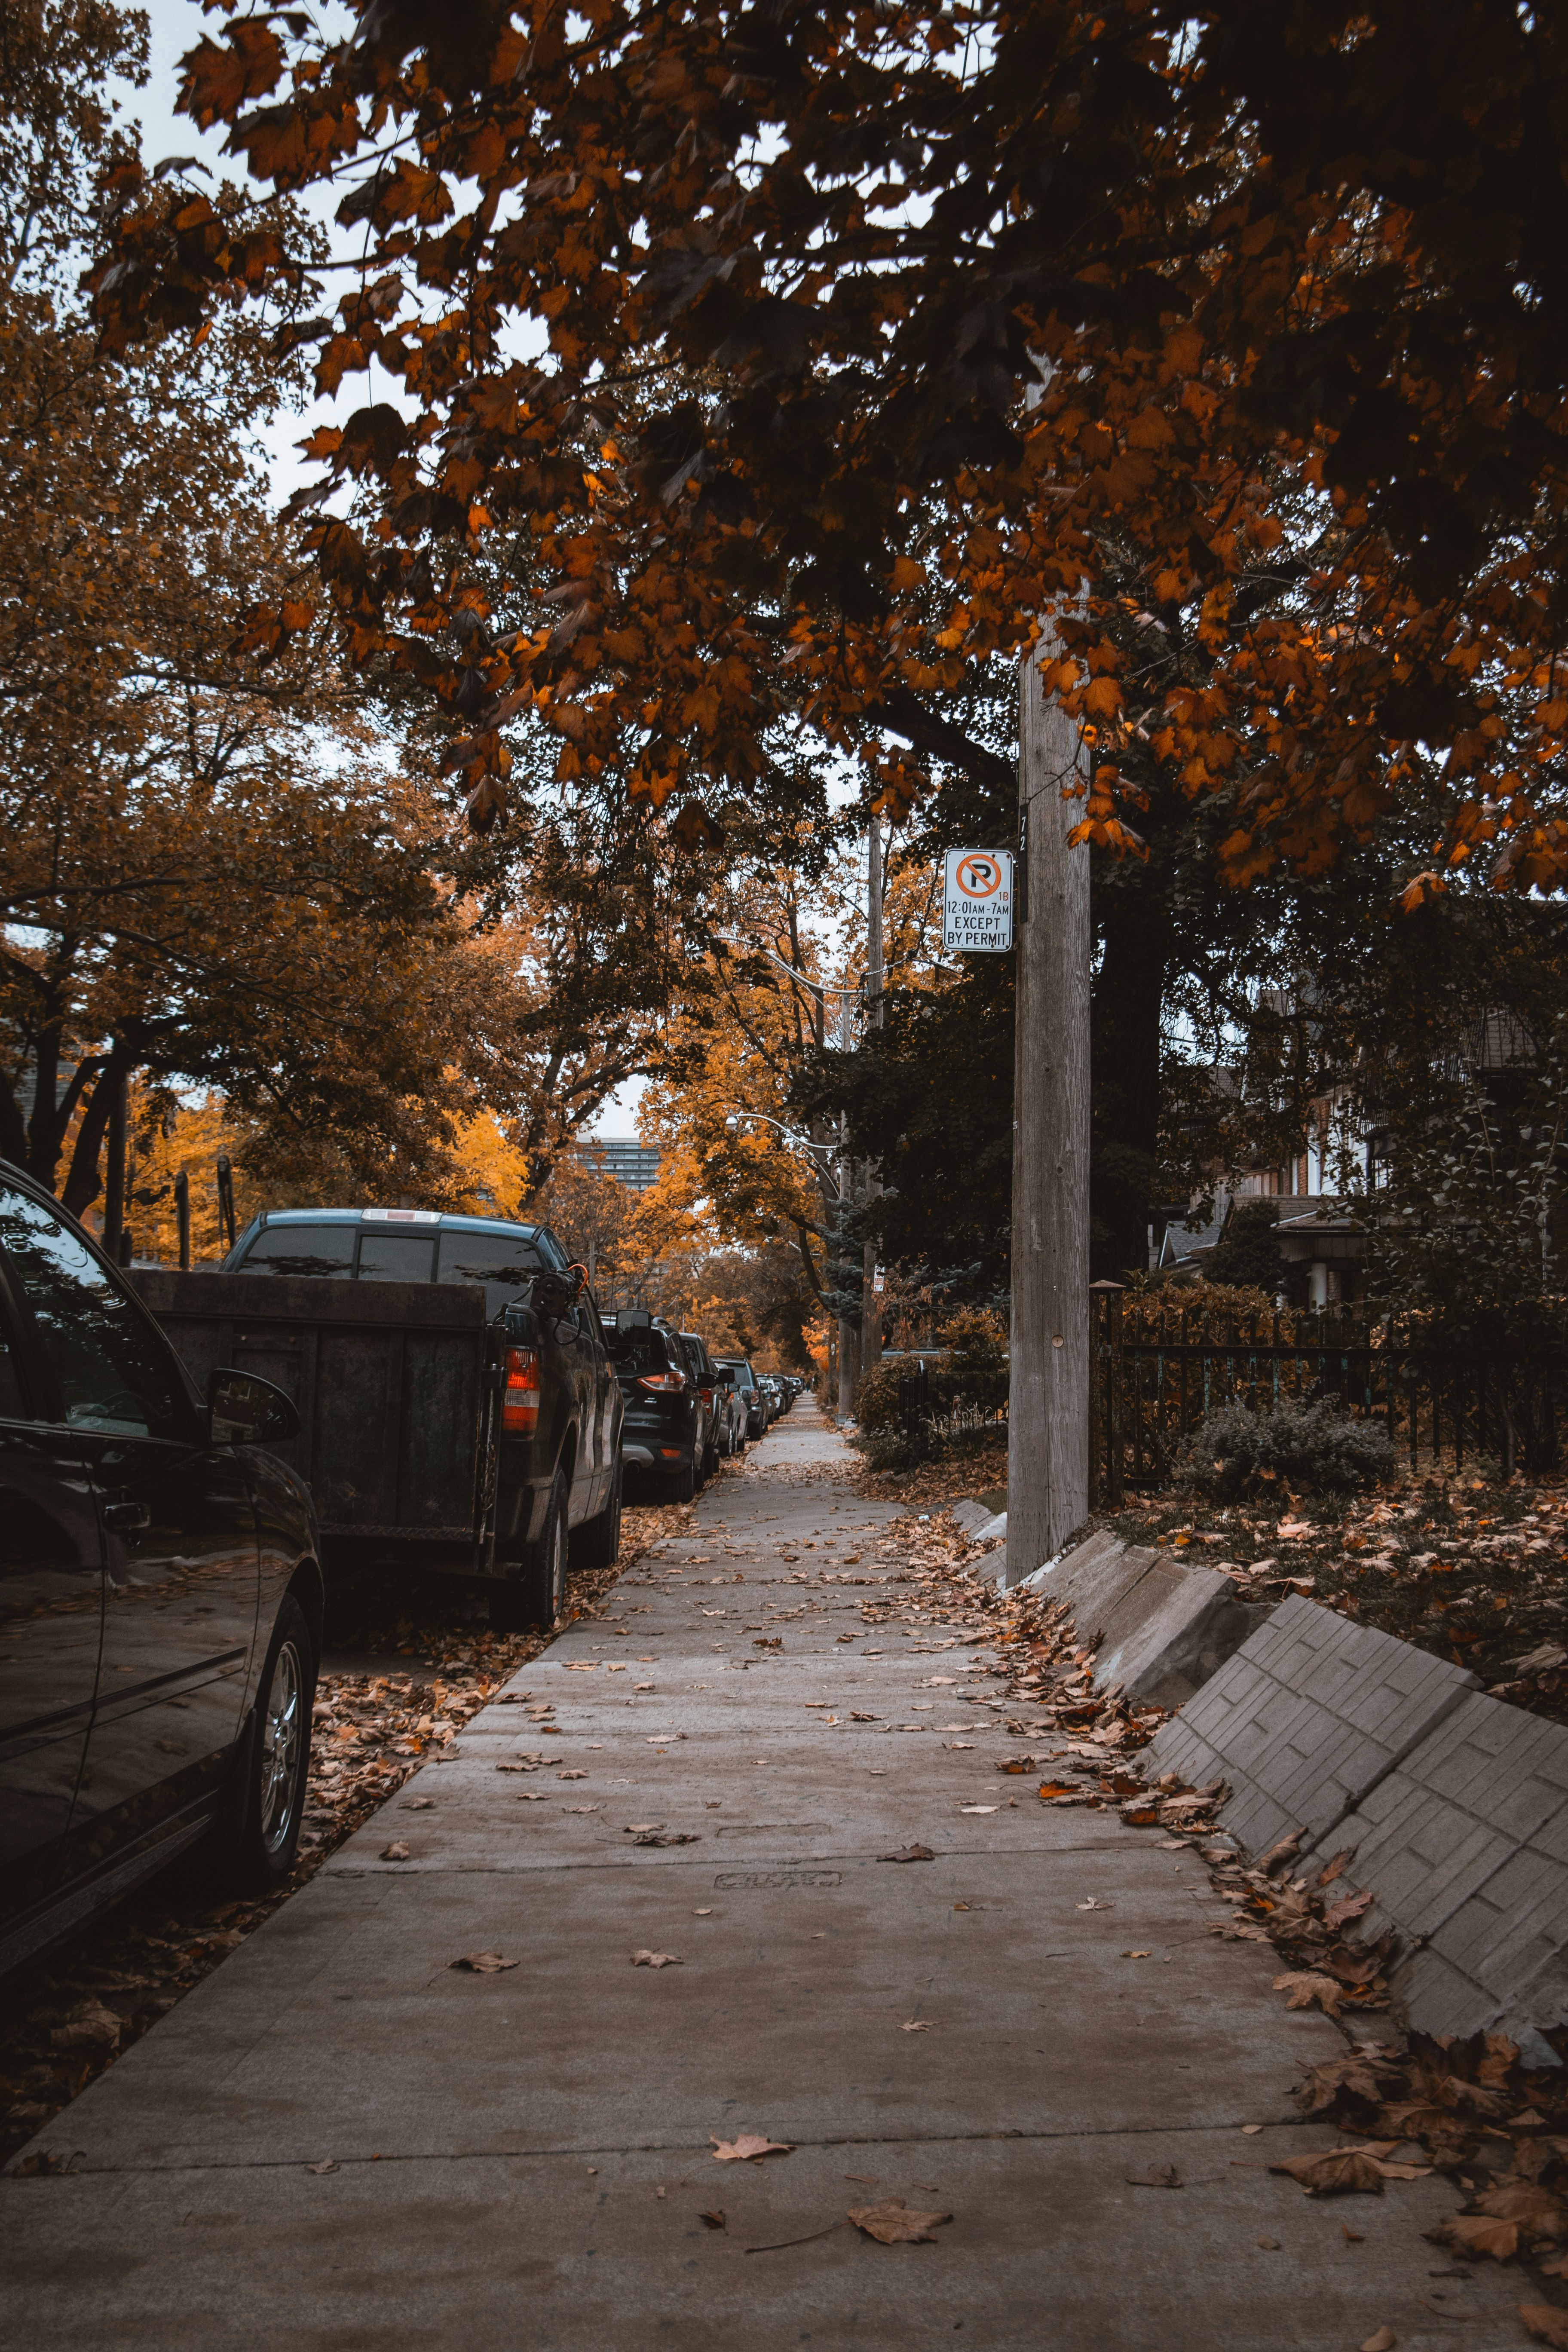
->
[1089, 1284, 1568, 1504]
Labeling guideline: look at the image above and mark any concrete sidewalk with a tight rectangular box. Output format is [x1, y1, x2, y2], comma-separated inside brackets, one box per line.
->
[0, 1406, 1528, 2348]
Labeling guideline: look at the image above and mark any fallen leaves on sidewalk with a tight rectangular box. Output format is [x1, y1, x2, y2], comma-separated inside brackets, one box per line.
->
[450, 1951, 519, 1973]
[1359, 2330, 1397, 2351]
[1520, 2307, 1568, 2347]
[630, 1950, 683, 1968]
[1125, 2164, 1182, 2189]
[1269, 2148, 1387, 2196]
[880, 1844, 935, 1863]
[711, 2133, 793, 2161]
[698, 2210, 726, 2230]
[379, 1842, 410, 1862]
[847, 2197, 953, 2244]
[1273, 1971, 1348, 2018]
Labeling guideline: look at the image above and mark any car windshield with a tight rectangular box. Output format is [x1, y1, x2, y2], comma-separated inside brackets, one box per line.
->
[435, 1228, 549, 1315]
[238, 1224, 356, 1278]
[720, 1361, 754, 1390]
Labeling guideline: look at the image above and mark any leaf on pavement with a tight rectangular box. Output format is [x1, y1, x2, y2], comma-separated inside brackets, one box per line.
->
[1359, 2330, 1396, 2351]
[1292, 2054, 1395, 2119]
[1036, 1782, 1079, 1799]
[558, 1769, 589, 1780]
[1324, 1889, 1375, 1932]
[634, 1830, 699, 1846]
[1520, 2308, 1568, 2347]
[698, 2210, 726, 2229]
[379, 1841, 410, 1861]
[1125, 2164, 1182, 2189]
[959, 1804, 998, 1815]
[881, 1844, 935, 1862]
[1428, 2212, 1519, 2258]
[847, 2197, 953, 2244]
[1268, 2149, 1385, 2196]
[711, 2134, 793, 2161]
[306, 2159, 339, 2174]
[451, 1951, 518, 1972]
[630, 1949, 683, 1967]
[400, 1797, 436, 1810]
[1273, 1970, 1346, 2017]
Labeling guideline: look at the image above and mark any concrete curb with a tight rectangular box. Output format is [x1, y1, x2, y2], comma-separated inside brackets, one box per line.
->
[1021, 1532, 1264, 1706]
[1144, 1597, 1568, 2049]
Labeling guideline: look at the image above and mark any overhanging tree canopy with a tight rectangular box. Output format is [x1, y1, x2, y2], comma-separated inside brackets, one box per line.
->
[87, 0, 1568, 892]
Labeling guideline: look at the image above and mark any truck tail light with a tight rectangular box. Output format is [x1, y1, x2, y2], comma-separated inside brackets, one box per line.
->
[638, 1369, 687, 1393]
[503, 1346, 540, 1434]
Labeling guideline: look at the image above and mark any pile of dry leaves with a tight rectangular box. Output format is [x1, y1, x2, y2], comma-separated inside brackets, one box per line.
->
[1, 1502, 678, 2169]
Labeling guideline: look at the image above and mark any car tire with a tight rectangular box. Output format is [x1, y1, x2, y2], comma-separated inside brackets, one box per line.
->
[663, 1458, 696, 1503]
[571, 1458, 623, 1569]
[211, 1591, 316, 1894]
[495, 1468, 569, 1631]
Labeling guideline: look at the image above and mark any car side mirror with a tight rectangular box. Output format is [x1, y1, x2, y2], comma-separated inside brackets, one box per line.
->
[208, 1366, 300, 1446]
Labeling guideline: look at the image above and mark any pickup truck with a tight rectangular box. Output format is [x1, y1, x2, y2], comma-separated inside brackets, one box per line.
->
[128, 1207, 623, 1629]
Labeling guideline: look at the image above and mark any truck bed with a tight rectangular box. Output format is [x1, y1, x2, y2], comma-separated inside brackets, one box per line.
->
[129, 1268, 500, 1574]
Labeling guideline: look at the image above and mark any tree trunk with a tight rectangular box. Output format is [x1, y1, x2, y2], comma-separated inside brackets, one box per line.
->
[60, 1045, 132, 1219]
[1006, 643, 1091, 1585]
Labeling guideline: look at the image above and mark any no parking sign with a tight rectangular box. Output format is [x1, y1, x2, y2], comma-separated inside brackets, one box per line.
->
[942, 848, 1015, 953]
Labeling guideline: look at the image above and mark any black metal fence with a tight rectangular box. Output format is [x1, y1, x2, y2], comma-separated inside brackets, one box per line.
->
[1090, 1286, 1568, 1504]
[892, 1356, 1008, 1450]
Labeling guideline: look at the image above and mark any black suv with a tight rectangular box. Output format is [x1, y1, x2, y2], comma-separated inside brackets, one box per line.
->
[0, 1163, 319, 1981]
[601, 1312, 710, 1501]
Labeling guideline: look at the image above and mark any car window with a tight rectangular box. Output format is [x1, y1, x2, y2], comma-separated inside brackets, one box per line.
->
[0, 1285, 28, 1419]
[239, 1224, 356, 1278]
[356, 1231, 436, 1283]
[435, 1228, 548, 1316]
[605, 1326, 674, 1377]
[0, 1190, 183, 1439]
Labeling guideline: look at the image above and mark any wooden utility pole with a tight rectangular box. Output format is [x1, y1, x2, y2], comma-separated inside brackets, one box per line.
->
[836, 968, 860, 1419]
[1007, 639, 1091, 1583]
[861, 811, 884, 1378]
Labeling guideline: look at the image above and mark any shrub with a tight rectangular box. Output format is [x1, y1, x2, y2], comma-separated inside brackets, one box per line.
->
[1173, 1397, 1398, 1504]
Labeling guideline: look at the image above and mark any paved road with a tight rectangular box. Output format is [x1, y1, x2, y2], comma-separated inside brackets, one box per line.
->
[1, 1405, 1525, 2347]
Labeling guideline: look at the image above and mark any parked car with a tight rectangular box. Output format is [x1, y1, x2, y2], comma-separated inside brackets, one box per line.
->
[708, 1361, 747, 1456]
[211, 1207, 623, 1628]
[602, 1311, 705, 1500]
[719, 1356, 769, 1442]
[0, 1161, 321, 1981]
[759, 1375, 783, 1424]
[677, 1329, 732, 1479]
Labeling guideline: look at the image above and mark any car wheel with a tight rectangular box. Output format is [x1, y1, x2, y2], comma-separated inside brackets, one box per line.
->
[212, 1591, 316, 1893]
[663, 1457, 696, 1503]
[571, 1458, 623, 1569]
[496, 1468, 569, 1631]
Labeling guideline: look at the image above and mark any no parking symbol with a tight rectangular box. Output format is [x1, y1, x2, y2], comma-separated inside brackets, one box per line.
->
[942, 848, 1015, 953]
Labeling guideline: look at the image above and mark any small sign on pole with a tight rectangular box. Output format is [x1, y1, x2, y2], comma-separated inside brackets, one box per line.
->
[942, 848, 1015, 953]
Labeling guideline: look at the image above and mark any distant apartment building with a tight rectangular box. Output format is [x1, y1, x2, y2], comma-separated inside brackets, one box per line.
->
[573, 1135, 661, 1191]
